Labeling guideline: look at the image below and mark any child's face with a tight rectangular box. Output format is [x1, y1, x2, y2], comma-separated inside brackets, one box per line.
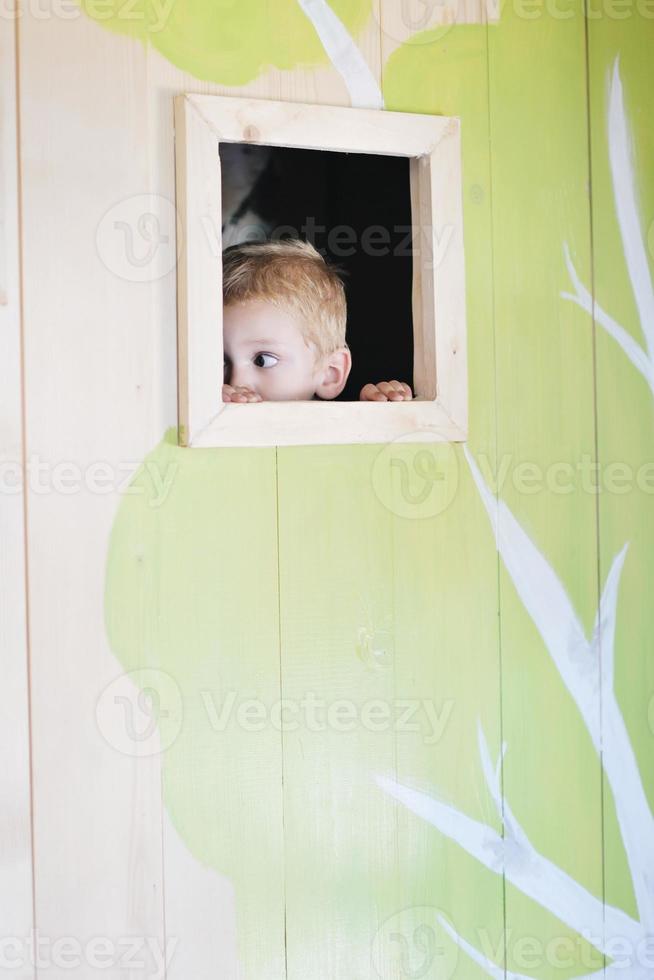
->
[223, 299, 344, 401]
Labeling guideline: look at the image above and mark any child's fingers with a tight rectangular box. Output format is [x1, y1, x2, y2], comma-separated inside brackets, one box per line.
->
[376, 381, 413, 401]
[223, 385, 262, 403]
[360, 383, 387, 401]
[392, 382, 413, 400]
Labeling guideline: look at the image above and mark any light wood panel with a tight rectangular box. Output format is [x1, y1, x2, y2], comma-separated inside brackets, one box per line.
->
[587, 11, 654, 955]
[277, 446, 401, 979]
[190, 93, 451, 156]
[266, 13, 404, 977]
[104, 437, 284, 980]
[174, 95, 223, 448]
[0, 16, 34, 975]
[18, 12, 167, 979]
[487, 1, 604, 973]
[192, 399, 465, 448]
[380, 13, 504, 977]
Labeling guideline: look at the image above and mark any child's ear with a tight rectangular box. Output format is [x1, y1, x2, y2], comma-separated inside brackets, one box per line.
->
[314, 347, 352, 400]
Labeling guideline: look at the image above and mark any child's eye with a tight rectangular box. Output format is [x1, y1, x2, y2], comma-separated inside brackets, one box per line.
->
[254, 352, 278, 368]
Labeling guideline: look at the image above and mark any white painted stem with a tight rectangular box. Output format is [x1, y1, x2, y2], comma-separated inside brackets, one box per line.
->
[561, 244, 654, 396]
[593, 546, 654, 930]
[296, 0, 384, 109]
[438, 914, 531, 980]
[375, 771, 641, 952]
[465, 445, 654, 930]
[561, 60, 654, 399]
[464, 446, 602, 747]
[607, 59, 654, 362]
[602, 690, 654, 932]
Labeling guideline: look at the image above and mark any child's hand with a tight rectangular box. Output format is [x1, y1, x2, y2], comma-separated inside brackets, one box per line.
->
[222, 383, 263, 403]
[359, 381, 413, 402]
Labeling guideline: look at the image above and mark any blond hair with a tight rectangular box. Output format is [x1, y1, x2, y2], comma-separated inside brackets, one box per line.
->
[222, 239, 347, 358]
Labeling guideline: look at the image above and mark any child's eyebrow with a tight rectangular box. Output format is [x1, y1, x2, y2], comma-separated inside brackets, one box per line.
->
[246, 338, 288, 347]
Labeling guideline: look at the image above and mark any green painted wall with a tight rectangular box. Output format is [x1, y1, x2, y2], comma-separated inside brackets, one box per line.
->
[102, 3, 654, 977]
[77, 0, 371, 84]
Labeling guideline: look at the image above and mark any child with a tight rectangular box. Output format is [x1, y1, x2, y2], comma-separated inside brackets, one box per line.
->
[221, 239, 413, 403]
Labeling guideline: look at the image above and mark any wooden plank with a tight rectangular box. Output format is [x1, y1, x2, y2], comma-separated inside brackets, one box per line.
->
[487, 0, 604, 973]
[409, 156, 436, 399]
[270, 14, 408, 979]
[389, 442, 504, 977]
[426, 124, 468, 426]
[142, 38, 297, 978]
[104, 439, 284, 980]
[18, 12, 168, 978]
[410, 125, 467, 420]
[174, 96, 222, 446]
[192, 400, 465, 448]
[190, 93, 452, 157]
[277, 445, 400, 979]
[380, 15, 504, 976]
[0, 15, 35, 973]
[586, 13, 654, 959]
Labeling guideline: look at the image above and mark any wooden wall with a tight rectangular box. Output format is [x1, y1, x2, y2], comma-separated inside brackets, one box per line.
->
[4, 2, 653, 978]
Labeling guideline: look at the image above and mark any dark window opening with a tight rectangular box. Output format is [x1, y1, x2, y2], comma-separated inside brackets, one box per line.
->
[220, 144, 414, 401]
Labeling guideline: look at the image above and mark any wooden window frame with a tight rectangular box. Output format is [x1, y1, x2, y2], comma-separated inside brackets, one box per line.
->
[174, 94, 467, 448]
